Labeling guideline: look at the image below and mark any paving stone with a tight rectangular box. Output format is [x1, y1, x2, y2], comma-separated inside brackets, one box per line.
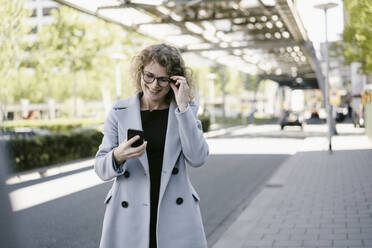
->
[303, 240, 332, 246]
[289, 234, 318, 241]
[273, 240, 302, 247]
[333, 239, 363, 246]
[279, 228, 306, 235]
[334, 228, 361, 234]
[348, 233, 372, 240]
[318, 233, 347, 240]
[242, 240, 274, 246]
[262, 234, 290, 241]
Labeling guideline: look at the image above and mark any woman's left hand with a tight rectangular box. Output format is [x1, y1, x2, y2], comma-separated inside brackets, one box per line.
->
[170, 76, 189, 112]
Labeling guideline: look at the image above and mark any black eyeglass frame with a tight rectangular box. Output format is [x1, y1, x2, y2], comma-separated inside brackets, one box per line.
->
[142, 70, 174, 87]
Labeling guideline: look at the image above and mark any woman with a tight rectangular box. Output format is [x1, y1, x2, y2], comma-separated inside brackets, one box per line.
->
[95, 44, 209, 248]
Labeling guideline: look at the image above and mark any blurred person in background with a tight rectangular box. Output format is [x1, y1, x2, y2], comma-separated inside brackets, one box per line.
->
[94, 44, 209, 248]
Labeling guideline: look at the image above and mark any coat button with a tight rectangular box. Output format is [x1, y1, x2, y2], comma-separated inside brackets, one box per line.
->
[172, 168, 179, 175]
[121, 201, 129, 208]
[124, 171, 130, 178]
[176, 197, 183, 205]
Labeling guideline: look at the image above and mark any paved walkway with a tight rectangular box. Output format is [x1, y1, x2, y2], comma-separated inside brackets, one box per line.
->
[213, 125, 372, 248]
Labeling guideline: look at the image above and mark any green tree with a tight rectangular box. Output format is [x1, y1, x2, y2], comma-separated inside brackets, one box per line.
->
[29, 6, 152, 115]
[0, 0, 32, 118]
[35, 6, 117, 116]
[339, 0, 372, 74]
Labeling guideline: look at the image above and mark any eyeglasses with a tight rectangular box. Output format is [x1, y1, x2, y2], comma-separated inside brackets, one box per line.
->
[142, 70, 172, 87]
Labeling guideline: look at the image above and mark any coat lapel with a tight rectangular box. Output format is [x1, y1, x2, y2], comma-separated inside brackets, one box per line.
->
[158, 100, 181, 203]
[115, 93, 149, 175]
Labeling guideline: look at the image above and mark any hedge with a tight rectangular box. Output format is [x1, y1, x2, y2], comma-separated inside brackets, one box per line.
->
[4, 114, 211, 172]
[2, 118, 104, 132]
[6, 129, 103, 172]
[198, 115, 211, 132]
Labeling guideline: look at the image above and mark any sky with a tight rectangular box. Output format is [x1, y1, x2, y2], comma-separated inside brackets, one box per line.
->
[296, 0, 345, 50]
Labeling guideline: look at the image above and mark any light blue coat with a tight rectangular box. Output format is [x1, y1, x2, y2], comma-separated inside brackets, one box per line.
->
[95, 93, 209, 248]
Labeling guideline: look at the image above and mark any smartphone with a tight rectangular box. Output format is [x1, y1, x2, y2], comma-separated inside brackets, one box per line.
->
[127, 129, 144, 147]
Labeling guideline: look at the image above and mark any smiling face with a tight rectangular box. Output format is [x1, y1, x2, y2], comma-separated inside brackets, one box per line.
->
[141, 61, 171, 107]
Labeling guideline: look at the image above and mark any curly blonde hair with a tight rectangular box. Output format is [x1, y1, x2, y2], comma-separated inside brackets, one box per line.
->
[131, 44, 195, 102]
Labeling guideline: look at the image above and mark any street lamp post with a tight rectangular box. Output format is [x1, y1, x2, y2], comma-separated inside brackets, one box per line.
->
[314, 2, 338, 152]
[207, 73, 216, 124]
[111, 53, 126, 100]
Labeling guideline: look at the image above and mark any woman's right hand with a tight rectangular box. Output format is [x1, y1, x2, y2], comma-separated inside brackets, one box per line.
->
[113, 135, 147, 165]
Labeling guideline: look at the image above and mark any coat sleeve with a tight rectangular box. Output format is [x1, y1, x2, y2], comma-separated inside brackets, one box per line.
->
[94, 109, 126, 181]
[175, 103, 209, 167]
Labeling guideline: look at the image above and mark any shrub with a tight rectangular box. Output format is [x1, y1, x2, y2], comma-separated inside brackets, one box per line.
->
[6, 129, 103, 172]
[198, 115, 211, 132]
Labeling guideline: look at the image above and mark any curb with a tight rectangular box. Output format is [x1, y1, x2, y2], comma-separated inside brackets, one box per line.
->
[204, 125, 246, 138]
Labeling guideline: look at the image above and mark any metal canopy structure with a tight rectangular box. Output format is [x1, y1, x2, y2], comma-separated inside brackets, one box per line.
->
[54, 0, 324, 90]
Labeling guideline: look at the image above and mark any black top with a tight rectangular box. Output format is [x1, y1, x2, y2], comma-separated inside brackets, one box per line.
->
[140, 108, 169, 248]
